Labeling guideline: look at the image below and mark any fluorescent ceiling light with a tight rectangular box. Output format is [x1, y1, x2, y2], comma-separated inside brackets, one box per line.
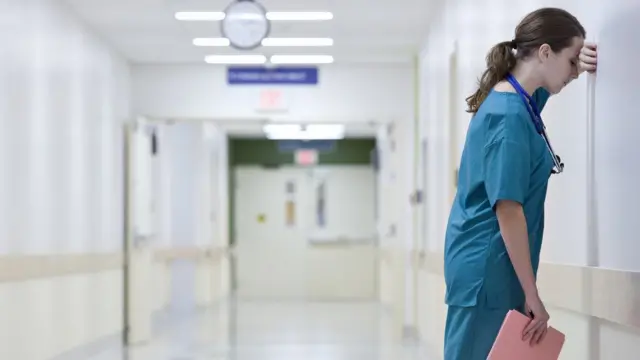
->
[270, 55, 334, 64]
[193, 37, 333, 47]
[263, 124, 345, 140]
[266, 12, 333, 21]
[263, 124, 300, 133]
[205, 55, 266, 64]
[175, 12, 225, 21]
[175, 11, 332, 21]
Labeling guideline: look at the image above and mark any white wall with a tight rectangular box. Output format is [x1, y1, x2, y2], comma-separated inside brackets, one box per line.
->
[375, 107, 418, 335]
[0, 0, 131, 359]
[131, 64, 414, 123]
[152, 121, 230, 312]
[167, 122, 202, 247]
[212, 127, 230, 250]
[419, 0, 640, 357]
[1, 0, 130, 254]
[155, 121, 228, 249]
[591, 6, 640, 271]
[164, 122, 201, 311]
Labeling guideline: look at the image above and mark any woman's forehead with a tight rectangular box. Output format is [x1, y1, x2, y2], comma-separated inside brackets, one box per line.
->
[571, 37, 585, 53]
[561, 37, 583, 57]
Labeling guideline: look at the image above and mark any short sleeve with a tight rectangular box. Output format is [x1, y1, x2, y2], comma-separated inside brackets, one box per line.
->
[483, 137, 531, 208]
[532, 87, 550, 112]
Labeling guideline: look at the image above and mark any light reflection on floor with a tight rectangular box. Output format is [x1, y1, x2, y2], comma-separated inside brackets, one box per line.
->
[87, 299, 429, 360]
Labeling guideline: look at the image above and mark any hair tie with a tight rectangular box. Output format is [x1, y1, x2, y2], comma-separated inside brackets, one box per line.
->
[509, 39, 517, 49]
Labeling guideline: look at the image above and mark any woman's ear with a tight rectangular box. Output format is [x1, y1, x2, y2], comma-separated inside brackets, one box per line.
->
[538, 43, 552, 61]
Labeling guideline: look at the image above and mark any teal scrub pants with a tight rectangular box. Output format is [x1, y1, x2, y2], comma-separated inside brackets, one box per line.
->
[443, 298, 524, 360]
[443, 305, 508, 359]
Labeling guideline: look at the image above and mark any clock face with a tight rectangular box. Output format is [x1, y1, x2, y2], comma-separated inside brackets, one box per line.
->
[221, 0, 270, 50]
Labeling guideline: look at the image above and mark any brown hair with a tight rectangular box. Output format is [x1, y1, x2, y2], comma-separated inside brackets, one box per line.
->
[465, 8, 586, 113]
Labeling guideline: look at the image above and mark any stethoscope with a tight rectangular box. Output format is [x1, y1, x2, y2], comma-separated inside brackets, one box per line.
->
[505, 74, 564, 175]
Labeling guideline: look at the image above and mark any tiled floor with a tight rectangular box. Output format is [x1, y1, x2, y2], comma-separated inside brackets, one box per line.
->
[88, 299, 428, 360]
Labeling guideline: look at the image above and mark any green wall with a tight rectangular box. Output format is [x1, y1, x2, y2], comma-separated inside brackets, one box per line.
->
[229, 138, 376, 166]
[228, 138, 376, 246]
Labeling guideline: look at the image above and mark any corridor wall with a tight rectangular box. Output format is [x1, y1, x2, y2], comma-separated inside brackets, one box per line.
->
[0, 1, 131, 359]
[131, 63, 414, 123]
[375, 115, 417, 339]
[151, 122, 231, 315]
[418, 0, 640, 358]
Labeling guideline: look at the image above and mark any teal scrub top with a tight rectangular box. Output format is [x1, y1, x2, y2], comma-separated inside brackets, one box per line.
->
[444, 87, 554, 310]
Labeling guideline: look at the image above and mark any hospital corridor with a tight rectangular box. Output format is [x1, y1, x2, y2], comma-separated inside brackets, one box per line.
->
[2, 0, 640, 359]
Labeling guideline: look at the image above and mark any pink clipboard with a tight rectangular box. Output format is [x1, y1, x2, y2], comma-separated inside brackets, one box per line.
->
[487, 309, 565, 360]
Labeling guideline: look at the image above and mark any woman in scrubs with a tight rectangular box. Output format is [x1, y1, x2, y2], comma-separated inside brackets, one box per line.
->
[443, 7, 598, 359]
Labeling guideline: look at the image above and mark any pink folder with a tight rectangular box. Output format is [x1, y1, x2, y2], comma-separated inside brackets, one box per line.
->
[487, 309, 565, 360]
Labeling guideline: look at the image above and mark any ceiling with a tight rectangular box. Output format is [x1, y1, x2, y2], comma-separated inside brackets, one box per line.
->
[219, 120, 379, 138]
[150, 117, 380, 138]
[63, 0, 433, 65]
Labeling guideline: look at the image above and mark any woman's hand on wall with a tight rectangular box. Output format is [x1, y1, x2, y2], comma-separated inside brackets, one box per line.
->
[579, 42, 598, 74]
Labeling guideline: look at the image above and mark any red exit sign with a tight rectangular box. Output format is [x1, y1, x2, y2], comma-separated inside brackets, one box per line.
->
[295, 149, 318, 165]
[257, 89, 288, 112]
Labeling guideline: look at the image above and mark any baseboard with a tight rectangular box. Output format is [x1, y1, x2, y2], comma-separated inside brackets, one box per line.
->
[49, 332, 123, 360]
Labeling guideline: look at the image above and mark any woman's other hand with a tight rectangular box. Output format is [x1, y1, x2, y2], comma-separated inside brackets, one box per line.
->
[523, 292, 550, 346]
[579, 41, 598, 74]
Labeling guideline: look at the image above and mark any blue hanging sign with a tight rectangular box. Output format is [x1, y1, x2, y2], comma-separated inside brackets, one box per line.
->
[277, 140, 336, 152]
[227, 66, 319, 85]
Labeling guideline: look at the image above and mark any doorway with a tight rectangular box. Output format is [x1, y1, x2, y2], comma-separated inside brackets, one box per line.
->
[122, 118, 156, 345]
[122, 118, 232, 345]
[233, 164, 378, 300]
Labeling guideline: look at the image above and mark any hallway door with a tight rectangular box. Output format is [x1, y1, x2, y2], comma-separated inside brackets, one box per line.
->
[234, 166, 310, 299]
[123, 117, 156, 345]
[234, 164, 377, 300]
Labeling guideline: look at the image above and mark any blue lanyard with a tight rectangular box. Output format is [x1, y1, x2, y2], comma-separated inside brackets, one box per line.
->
[504, 73, 564, 174]
[505, 74, 544, 133]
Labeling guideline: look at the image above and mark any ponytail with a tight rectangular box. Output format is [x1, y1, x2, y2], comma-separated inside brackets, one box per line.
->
[465, 40, 517, 113]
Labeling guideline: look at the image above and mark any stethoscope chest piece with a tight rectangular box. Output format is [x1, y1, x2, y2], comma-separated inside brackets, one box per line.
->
[552, 154, 564, 174]
[505, 74, 564, 175]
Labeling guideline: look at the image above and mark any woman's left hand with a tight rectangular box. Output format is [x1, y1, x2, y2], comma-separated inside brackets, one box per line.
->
[579, 42, 597, 74]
